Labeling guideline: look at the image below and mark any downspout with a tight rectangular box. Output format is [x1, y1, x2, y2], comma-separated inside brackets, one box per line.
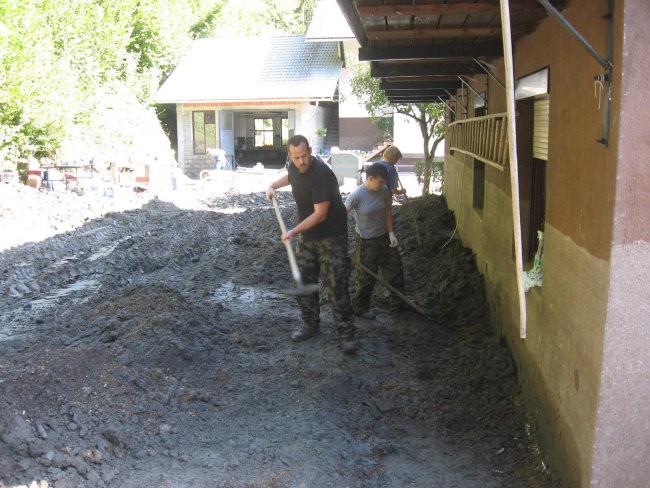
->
[437, 96, 456, 116]
[499, 0, 527, 338]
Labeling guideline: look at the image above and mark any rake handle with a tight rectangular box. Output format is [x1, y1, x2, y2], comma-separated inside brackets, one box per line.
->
[271, 197, 304, 286]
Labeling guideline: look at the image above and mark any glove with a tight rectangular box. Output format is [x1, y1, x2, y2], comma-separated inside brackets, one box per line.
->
[389, 231, 398, 248]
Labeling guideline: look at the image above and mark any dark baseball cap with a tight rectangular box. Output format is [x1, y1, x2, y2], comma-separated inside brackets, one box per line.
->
[365, 162, 388, 180]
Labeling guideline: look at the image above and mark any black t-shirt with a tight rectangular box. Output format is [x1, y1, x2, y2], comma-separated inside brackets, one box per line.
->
[288, 157, 347, 240]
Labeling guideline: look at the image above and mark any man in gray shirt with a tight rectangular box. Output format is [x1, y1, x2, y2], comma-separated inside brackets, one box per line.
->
[345, 163, 405, 319]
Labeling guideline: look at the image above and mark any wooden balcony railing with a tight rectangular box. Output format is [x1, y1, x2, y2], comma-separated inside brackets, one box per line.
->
[447, 113, 509, 170]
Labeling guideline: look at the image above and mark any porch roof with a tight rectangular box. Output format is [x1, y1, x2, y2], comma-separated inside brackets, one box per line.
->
[336, 0, 569, 103]
[155, 36, 341, 104]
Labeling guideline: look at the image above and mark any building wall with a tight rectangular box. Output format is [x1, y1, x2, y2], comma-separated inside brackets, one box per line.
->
[590, 1, 650, 486]
[442, 1, 630, 486]
[339, 39, 425, 155]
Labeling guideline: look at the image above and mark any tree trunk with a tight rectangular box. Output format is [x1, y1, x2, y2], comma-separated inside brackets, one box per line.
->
[420, 119, 433, 195]
[430, 136, 444, 193]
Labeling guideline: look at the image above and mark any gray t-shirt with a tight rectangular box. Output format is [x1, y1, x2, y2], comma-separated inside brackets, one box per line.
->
[345, 185, 392, 238]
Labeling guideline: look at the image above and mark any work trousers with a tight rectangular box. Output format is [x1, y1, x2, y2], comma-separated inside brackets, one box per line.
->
[295, 234, 355, 339]
[353, 232, 405, 312]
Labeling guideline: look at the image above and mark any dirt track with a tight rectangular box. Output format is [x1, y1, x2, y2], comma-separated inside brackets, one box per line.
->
[0, 175, 553, 487]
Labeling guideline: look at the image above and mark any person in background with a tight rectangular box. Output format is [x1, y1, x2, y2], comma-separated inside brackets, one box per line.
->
[207, 147, 228, 170]
[345, 162, 406, 318]
[266, 135, 358, 355]
[377, 145, 406, 196]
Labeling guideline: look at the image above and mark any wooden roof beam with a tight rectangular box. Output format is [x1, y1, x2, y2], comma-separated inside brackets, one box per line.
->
[366, 25, 531, 41]
[366, 27, 508, 41]
[380, 81, 462, 90]
[384, 89, 452, 96]
[357, 2, 538, 17]
[383, 75, 459, 82]
[388, 98, 448, 104]
[371, 63, 477, 78]
[359, 43, 502, 61]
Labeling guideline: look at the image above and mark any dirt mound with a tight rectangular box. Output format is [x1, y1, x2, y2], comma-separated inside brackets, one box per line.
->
[394, 194, 488, 326]
[0, 181, 552, 488]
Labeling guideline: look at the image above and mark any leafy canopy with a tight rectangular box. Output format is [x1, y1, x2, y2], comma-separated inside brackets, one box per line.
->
[350, 62, 446, 194]
[0, 0, 318, 169]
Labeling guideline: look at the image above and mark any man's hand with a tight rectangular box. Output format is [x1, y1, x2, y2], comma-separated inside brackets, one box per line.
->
[281, 228, 297, 243]
[389, 232, 398, 248]
[266, 186, 276, 202]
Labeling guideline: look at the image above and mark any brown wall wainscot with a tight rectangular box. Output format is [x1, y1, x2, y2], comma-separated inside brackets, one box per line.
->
[441, 0, 646, 486]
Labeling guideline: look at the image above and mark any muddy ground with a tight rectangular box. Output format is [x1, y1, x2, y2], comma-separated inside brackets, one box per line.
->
[0, 175, 553, 487]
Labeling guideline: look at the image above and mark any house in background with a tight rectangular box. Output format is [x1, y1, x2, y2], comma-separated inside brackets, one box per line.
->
[155, 35, 340, 178]
[305, 0, 383, 152]
[338, 0, 649, 487]
[156, 0, 435, 179]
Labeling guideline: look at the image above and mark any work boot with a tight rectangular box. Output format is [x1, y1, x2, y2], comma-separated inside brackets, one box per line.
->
[389, 300, 409, 314]
[290, 324, 319, 343]
[339, 325, 358, 354]
[340, 337, 359, 355]
[354, 310, 376, 320]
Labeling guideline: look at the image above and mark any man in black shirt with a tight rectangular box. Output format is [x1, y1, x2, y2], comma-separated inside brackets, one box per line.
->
[266, 135, 357, 354]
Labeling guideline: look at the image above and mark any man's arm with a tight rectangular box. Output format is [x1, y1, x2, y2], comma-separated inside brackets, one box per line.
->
[266, 173, 290, 201]
[391, 171, 406, 195]
[282, 201, 330, 242]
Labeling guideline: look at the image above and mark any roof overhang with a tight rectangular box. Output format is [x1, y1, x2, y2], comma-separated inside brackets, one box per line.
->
[336, 0, 569, 103]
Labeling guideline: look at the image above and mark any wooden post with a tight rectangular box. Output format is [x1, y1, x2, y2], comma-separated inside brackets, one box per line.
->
[500, 0, 527, 338]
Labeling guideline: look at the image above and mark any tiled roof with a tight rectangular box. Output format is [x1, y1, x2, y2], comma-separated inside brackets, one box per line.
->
[305, 0, 355, 41]
[155, 36, 341, 103]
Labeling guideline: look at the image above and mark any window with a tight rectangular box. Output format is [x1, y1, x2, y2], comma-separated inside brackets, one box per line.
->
[473, 159, 485, 211]
[474, 91, 487, 117]
[254, 118, 274, 147]
[516, 96, 548, 273]
[528, 159, 547, 261]
[281, 118, 289, 146]
[193, 111, 216, 154]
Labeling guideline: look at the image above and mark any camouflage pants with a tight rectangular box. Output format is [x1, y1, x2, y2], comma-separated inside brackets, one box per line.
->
[353, 232, 405, 312]
[295, 234, 355, 339]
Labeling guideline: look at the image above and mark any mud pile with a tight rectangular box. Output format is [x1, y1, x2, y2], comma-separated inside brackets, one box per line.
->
[393, 194, 488, 326]
[0, 182, 552, 487]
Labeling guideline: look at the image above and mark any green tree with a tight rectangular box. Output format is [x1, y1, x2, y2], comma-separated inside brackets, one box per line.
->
[0, 0, 316, 170]
[350, 63, 445, 195]
[218, 0, 317, 36]
[0, 0, 225, 168]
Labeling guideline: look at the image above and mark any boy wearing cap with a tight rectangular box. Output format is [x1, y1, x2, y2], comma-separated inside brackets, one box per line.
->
[378, 145, 407, 196]
[345, 163, 406, 319]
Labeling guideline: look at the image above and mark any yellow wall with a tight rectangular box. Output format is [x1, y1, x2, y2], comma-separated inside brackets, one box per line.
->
[443, 1, 619, 485]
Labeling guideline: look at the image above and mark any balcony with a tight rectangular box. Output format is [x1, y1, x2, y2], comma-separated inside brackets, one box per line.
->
[447, 113, 509, 170]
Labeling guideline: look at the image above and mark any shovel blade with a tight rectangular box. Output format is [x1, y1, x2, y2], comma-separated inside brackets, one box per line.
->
[285, 282, 321, 296]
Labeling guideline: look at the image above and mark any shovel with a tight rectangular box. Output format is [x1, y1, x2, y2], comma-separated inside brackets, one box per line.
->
[271, 197, 321, 295]
[354, 258, 428, 316]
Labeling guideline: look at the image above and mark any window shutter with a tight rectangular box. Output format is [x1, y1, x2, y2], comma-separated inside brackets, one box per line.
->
[533, 98, 549, 160]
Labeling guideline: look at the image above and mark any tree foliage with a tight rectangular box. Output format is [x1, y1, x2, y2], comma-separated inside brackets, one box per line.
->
[0, 0, 316, 170]
[350, 62, 446, 195]
[0, 0, 226, 168]
[217, 0, 317, 37]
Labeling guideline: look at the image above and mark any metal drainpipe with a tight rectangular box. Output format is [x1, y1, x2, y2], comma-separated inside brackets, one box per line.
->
[500, 0, 527, 339]
[437, 96, 456, 116]
[458, 76, 486, 108]
[473, 57, 506, 90]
